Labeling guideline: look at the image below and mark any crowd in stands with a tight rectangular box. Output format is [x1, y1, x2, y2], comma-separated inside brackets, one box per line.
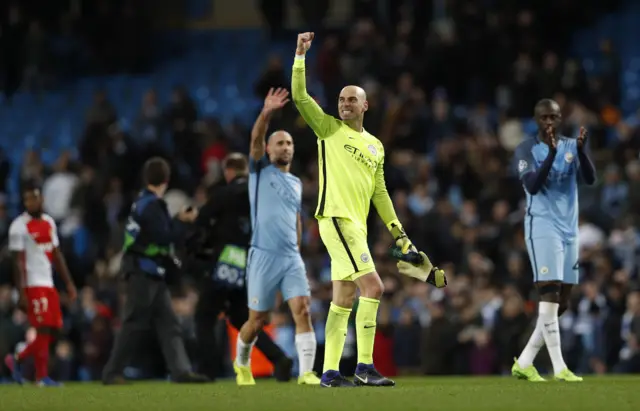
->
[1, 0, 640, 381]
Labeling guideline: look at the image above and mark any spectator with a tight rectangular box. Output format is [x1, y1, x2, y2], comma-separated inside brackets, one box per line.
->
[42, 151, 79, 223]
[615, 289, 640, 373]
[22, 20, 49, 91]
[86, 90, 117, 128]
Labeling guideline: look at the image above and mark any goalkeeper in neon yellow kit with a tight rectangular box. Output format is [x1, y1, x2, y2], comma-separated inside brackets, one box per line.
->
[292, 32, 447, 388]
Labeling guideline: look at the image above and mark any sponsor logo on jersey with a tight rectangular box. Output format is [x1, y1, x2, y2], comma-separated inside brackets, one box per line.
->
[344, 144, 377, 171]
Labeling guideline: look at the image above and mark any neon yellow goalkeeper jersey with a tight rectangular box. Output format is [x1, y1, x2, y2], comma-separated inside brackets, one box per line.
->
[291, 56, 398, 228]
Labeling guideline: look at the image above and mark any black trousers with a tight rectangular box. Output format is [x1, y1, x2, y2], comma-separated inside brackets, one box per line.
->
[102, 271, 191, 380]
[194, 280, 286, 379]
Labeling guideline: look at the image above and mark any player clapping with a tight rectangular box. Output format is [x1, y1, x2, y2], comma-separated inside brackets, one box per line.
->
[512, 99, 596, 382]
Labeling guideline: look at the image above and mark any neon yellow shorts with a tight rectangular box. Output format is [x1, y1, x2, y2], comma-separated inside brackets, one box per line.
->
[317, 217, 376, 281]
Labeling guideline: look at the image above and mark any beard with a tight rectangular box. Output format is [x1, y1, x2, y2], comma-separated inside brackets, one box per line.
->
[27, 209, 43, 218]
[275, 158, 290, 166]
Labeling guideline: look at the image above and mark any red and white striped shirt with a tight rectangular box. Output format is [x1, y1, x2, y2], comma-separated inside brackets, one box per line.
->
[8, 213, 59, 288]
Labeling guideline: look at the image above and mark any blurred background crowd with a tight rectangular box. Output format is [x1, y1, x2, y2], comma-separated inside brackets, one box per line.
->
[1, 0, 640, 382]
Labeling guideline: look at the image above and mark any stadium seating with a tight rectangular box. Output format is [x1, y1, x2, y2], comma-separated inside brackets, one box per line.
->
[0, 30, 323, 210]
[1, 1, 636, 209]
[571, 0, 640, 113]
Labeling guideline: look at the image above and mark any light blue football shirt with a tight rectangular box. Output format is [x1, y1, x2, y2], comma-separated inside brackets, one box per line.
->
[514, 136, 580, 240]
[249, 156, 302, 255]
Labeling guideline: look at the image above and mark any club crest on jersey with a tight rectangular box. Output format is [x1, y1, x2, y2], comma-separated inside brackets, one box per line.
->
[360, 253, 370, 263]
[367, 145, 377, 156]
[518, 160, 528, 173]
[564, 152, 574, 163]
[540, 266, 549, 275]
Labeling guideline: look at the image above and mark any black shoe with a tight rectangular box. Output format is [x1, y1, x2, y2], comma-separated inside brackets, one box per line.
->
[103, 375, 130, 385]
[353, 363, 395, 387]
[173, 372, 210, 383]
[274, 357, 293, 382]
[320, 370, 357, 387]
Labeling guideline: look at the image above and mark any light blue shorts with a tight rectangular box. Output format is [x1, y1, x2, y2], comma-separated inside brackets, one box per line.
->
[526, 236, 579, 284]
[246, 248, 310, 312]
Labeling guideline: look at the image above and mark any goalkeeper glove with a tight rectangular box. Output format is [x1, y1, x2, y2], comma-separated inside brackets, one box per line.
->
[397, 251, 447, 288]
[387, 220, 415, 254]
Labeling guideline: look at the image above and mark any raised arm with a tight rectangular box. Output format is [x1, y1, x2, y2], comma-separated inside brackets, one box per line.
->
[250, 87, 290, 161]
[291, 32, 340, 138]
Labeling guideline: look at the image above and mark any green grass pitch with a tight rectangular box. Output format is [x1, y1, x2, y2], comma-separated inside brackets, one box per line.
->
[1, 376, 639, 411]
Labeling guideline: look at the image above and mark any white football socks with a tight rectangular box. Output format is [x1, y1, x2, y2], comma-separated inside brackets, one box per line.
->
[295, 331, 317, 375]
[517, 324, 545, 369]
[236, 336, 256, 367]
[538, 301, 567, 374]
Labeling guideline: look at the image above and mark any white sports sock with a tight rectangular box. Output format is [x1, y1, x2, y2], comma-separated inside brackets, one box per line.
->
[538, 301, 567, 374]
[235, 336, 256, 367]
[295, 331, 317, 375]
[517, 324, 545, 368]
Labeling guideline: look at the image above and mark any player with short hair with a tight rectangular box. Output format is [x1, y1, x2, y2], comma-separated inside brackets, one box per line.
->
[234, 87, 321, 386]
[512, 99, 596, 382]
[4, 185, 77, 386]
[292, 32, 445, 388]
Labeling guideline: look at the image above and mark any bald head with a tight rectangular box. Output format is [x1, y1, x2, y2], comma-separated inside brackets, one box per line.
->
[267, 129, 294, 168]
[341, 85, 367, 101]
[338, 85, 368, 122]
[268, 130, 292, 142]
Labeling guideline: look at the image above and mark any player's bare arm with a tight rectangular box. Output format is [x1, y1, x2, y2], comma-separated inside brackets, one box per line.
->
[250, 87, 290, 161]
[576, 126, 597, 185]
[52, 248, 77, 301]
[11, 251, 27, 309]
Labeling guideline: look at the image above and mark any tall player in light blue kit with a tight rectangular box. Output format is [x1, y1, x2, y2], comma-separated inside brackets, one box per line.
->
[512, 99, 596, 382]
[234, 88, 320, 386]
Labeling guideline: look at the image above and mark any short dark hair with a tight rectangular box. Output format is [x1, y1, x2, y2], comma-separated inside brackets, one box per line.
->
[143, 157, 170, 186]
[223, 153, 249, 175]
[22, 181, 41, 196]
[534, 98, 559, 113]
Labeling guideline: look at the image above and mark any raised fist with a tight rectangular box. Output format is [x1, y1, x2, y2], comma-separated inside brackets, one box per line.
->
[296, 32, 314, 55]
